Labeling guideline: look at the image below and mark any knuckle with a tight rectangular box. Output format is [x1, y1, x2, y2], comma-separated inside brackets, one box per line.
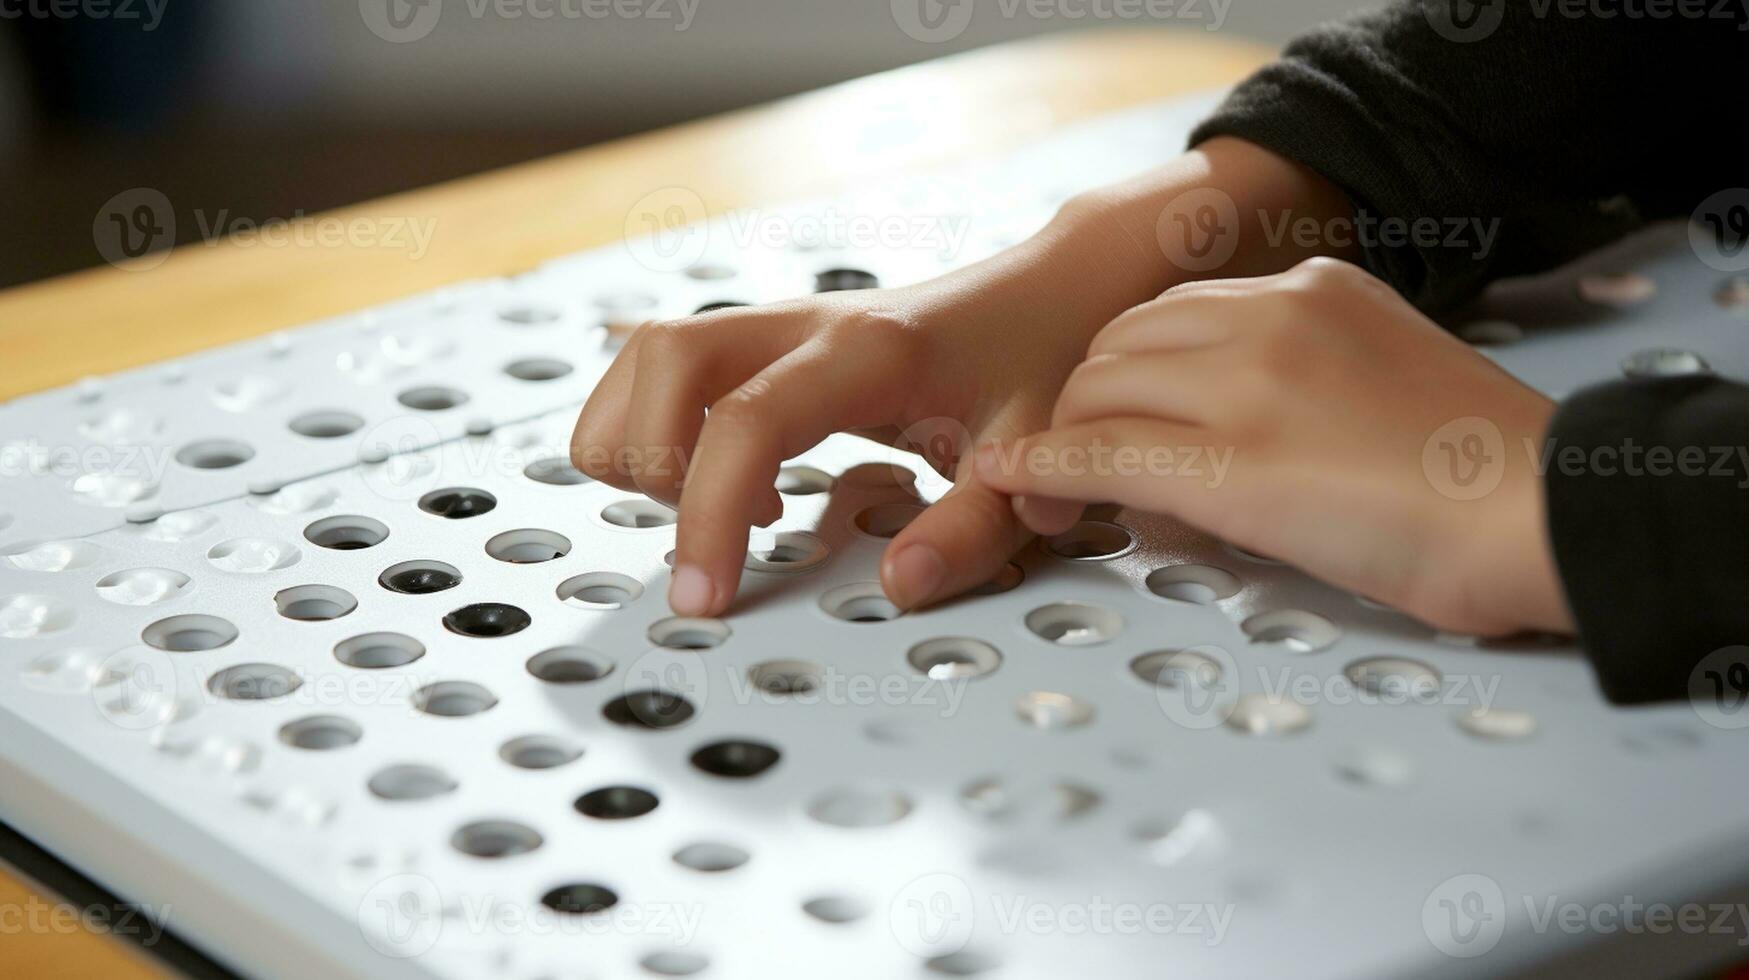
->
[830, 308, 925, 360]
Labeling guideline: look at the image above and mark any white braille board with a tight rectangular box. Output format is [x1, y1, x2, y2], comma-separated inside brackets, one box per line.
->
[2, 93, 1748, 980]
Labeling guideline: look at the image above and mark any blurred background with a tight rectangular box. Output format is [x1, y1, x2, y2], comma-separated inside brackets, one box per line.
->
[0, 0, 1366, 289]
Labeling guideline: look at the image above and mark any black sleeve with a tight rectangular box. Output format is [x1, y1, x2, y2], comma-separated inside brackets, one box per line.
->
[1545, 378, 1749, 705]
[1188, 0, 1747, 312]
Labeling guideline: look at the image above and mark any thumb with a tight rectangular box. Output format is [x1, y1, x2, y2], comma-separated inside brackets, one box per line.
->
[879, 472, 1034, 611]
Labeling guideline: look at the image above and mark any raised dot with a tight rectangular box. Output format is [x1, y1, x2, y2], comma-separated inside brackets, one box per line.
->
[208, 663, 302, 700]
[1334, 746, 1415, 787]
[442, 602, 531, 637]
[143, 510, 218, 542]
[820, 582, 900, 623]
[486, 528, 571, 564]
[1225, 694, 1311, 736]
[250, 484, 339, 514]
[1131, 810, 1222, 866]
[414, 681, 497, 717]
[504, 358, 573, 382]
[71, 473, 155, 508]
[525, 457, 592, 486]
[540, 882, 619, 915]
[1241, 610, 1340, 653]
[1042, 521, 1135, 561]
[279, 715, 362, 750]
[143, 614, 237, 651]
[274, 584, 357, 621]
[451, 820, 541, 858]
[175, 439, 255, 470]
[575, 785, 659, 819]
[557, 572, 643, 610]
[908, 638, 1001, 680]
[207, 537, 300, 573]
[527, 646, 613, 683]
[211, 375, 288, 412]
[1344, 657, 1441, 702]
[499, 734, 582, 770]
[335, 632, 425, 669]
[673, 842, 748, 872]
[1024, 601, 1123, 646]
[602, 499, 678, 529]
[602, 690, 696, 730]
[0, 595, 75, 638]
[690, 739, 781, 778]
[397, 385, 469, 411]
[806, 786, 912, 828]
[1621, 348, 1710, 378]
[853, 502, 923, 538]
[368, 764, 456, 801]
[4, 540, 103, 572]
[746, 531, 829, 572]
[775, 465, 834, 495]
[1457, 707, 1538, 740]
[304, 516, 389, 551]
[378, 560, 461, 595]
[1015, 691, 1094, 729]
[648, 616, 729, 650]
[417, 487, 497, 519]
[1144, 564, 1240, 604]
[288, 410, 365, 439]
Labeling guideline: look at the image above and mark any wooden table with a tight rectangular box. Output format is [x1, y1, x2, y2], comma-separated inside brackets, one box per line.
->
[0, 27, 1269, 976]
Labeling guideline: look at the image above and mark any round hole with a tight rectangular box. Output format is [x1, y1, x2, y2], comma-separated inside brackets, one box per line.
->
[806, 786, 912, 828]
[378, 560, 461, 595]
[1334, 746, 1415, 788]
[815, 268, 880, 292]
[673, 842, 748, 872]
[397, 385, 469, 411]
[648, 616, 730, 650]
[207, 537, 300, 573]
[1226, 694, 1312, 736]
[959, 778, 1100, 823]
[748, 659, 823, 695]
[1241, 610, 1340, 653]
[442, 602, 531, 637]
[1024, 602, 1123, 646]
[802, 895, 868, 924]
[540, 883, 619, 915]
[1621, 348, 1711, 378]
[557, 572, 644, 610]
[907, 637, 1002, 680]
[1344, 657, 1442, 702]
[926, 951, 1001, 976]
[525, 457, 592, 486]
[527, 646, 613, 684]
[966, 562, 1025, 596]
[690, 739, 781, 778]
[694, 300, 748, 314]
[288, 410, 365, 439]
[504, 357, 574, 382]
[414, 681, 498, 717]
[304, 516, 389, 551]
[334, 632, 426, 669]
[685, 263, 738, 281]
[853, 502, 923, 538]
[368, 764, 457, 801]
[1458, 319, 1523, 347]
[499, 306, 560, 325]
[1132, 654, 1229, 707]
[1015, 691, 1094, 729]
[1577, 272, 1656, 307]
[1145, 564, 1240, 604]
[279, 715, 362, 750]
[602, 499, 678, 529]
[1042, 521, 1136, 561]
[274, 584, 358, 621]
[175, 439, 255, 470]
[820, 582, 900, 623]
[95, 568, 191, 606]
[208, 663, 303, 700]
[417, 487, 498, 519]
[451, 820, 541, 858]
[1457, 707, 1538, 740]
[485, 528, 572, 564]
[602, 690, 696, 730]
[143, 614, 238, 652]
[746, 531, 829, 572]
[641, 952, 710, 977]
[499, 734, 582, 770]
[775, 465, 834, 495]
[575, 785, 659, 819]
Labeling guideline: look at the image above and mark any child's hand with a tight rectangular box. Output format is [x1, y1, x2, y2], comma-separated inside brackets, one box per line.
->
[975, 257, 1575, 636]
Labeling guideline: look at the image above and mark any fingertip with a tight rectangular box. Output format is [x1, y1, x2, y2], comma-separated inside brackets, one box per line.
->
[1014, 495, 1082, 537]
[668, 564, 718, 617]
[881, 542, 947, 611]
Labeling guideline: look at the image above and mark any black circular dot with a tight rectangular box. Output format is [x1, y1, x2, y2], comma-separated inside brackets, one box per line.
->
[690, 739, 781, 778]
[418, 487, 497, 519]
[575, 785, 659, 819]
[540, 883, 619, 916]
[442, 603, 531, 637]
[601, 690, 696, 730]
[379, 561, 461, 595]
[814, 268, 879, 292]
[694, 301, 749, 314]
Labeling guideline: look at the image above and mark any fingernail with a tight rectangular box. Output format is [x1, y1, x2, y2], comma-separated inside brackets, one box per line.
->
[669, 565, 715, 616]
[887, 544, 947, 610]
